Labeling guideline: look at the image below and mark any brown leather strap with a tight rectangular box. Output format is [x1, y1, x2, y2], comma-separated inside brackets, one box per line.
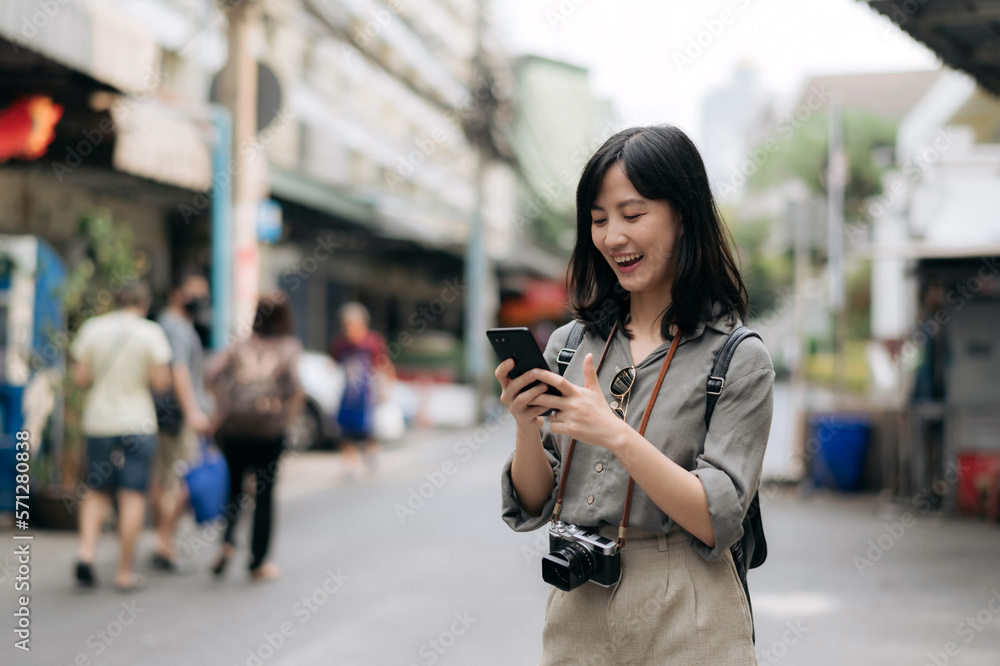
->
[618, 333, 680, 548]
[551, 320, 618, 523]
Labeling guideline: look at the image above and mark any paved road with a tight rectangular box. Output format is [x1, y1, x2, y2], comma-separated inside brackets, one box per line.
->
[5, 412, 1000, 665]
[752, 487, 1000, 665]
[6, 416, 549, 666]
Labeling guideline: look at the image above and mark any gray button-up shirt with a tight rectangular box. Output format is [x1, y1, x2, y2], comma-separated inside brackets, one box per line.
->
[500, 302, 775, 561]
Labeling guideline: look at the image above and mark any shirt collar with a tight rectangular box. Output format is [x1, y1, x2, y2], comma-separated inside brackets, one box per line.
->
[673, 300, 741, 345]
[616, 300, 740, 363]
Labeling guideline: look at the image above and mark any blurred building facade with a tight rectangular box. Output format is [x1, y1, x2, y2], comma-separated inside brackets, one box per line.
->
[246, 0, 518, 376]
[860, 0, 1000, 514]
[868, 70, 1000, 507]
[725, 70, 942, 373]
[0, 0, 554, 383]
[699, 62, 769, 204]
[499, 54, 615, 332]
[0, 0, 209, 293]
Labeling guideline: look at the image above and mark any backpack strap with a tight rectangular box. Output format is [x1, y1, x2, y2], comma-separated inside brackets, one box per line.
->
[555, 321, 585, 376]
[705, 325, 766, 644]
[705, 326, 761, 428]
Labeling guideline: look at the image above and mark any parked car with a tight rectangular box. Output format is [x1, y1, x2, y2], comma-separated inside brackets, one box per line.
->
[286, 351, 345, 451]
[285, 349, 418, 451]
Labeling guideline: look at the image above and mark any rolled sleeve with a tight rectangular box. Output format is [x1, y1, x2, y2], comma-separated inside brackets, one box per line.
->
[500, 430, 561, 532]
[499, 322, 575, 532]
[689, 350, 774, 561]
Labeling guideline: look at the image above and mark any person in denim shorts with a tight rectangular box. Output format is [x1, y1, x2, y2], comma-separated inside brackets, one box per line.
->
[69, 280, 172, 591]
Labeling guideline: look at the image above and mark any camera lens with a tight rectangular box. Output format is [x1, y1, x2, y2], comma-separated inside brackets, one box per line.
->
[541, 542, 596, 592]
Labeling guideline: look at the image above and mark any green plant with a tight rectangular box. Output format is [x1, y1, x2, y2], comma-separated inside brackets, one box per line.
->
[745, 108, 897, 220]
[726, 213, 794, 319]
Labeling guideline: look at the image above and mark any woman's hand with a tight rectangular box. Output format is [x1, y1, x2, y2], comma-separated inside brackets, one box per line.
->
[529, 353, 629, 452]
[495, 359, 554, 433]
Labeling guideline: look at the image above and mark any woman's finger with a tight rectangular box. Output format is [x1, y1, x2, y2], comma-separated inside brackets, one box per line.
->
[507, 369, 546, 397]
[528, 405, 550, 420]
[531, 368, 575, 396]
[529, 392, 565, 411]
[582, 353, 601, 391]
[512, 381, 551, 411]
[503, 379, 536, 410]
[494, 358, 514, 386]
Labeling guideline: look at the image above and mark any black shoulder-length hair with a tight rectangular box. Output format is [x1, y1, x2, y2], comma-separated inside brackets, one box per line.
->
[252, 293, 295, 338]
[568, 124, 749, 340]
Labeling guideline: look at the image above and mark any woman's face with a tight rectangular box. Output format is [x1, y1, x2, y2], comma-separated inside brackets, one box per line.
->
[590, 163, 683, 298]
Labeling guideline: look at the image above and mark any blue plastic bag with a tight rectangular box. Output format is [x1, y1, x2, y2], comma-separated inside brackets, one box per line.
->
[185, 437, 229, 524]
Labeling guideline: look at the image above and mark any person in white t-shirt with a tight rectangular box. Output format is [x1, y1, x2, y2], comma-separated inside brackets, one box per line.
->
[69, 280, 172, 592]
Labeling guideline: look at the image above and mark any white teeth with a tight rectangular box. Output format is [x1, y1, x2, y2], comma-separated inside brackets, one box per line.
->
[614, 253, 643, 264]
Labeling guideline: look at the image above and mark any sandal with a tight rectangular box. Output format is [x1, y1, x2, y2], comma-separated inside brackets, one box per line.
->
[75, 561, 97, 588]
[151, 552, 180, 572]
[250, 562, 281, 582]
[211, 545, 235, 578]
[114, 573, 146, 593]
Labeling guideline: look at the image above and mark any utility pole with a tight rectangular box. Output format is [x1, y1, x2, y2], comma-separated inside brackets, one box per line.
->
[791, 198, 810, 481]
[464, 0, 494, 420]
[827, 95, 847, 398]
[215, 0, 262, 342]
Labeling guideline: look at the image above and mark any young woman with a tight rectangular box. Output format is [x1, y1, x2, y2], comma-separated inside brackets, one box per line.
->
[497, 125, 773, 664]
[206, 294, 304, 582]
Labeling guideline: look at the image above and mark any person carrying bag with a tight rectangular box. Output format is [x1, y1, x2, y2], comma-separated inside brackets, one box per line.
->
[205, 294, 304, 582]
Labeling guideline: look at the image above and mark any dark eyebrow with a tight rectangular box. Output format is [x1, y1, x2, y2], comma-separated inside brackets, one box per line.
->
[591, 198, 646, 212]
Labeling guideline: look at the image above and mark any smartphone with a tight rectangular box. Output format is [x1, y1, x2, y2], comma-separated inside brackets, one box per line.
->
[486, 327, 562, 400]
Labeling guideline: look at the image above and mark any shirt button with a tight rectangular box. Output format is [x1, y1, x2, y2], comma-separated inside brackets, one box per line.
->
[595, 463, 603, 473]
[587, 495, 595, 505]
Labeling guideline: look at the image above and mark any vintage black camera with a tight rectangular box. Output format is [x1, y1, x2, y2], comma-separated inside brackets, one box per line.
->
[541, 522, 621, 591]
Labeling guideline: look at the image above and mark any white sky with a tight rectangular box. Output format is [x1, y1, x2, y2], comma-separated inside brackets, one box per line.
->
[494, 0, 941, 143]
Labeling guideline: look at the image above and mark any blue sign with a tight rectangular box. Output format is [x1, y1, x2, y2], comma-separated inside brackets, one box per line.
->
[257, 200, 283, 243]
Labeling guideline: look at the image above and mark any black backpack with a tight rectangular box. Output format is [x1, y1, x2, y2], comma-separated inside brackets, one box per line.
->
[556, 322, 768, 634]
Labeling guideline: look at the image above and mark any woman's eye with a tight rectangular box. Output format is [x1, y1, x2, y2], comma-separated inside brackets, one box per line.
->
[592, 219, 607, 225]
[624, 213, 643, 221]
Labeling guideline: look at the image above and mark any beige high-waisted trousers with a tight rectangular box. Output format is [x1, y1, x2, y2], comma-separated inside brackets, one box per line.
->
[540, 527, 756, 665]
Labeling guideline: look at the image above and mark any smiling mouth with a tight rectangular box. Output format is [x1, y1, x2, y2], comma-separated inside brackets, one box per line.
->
[614, 253, 643, 268]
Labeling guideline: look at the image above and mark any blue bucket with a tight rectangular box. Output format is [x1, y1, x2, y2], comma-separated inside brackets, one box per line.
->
[809, 416, 870, 491]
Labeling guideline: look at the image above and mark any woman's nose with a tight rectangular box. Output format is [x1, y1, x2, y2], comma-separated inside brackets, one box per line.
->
[604, 217, 629, 249]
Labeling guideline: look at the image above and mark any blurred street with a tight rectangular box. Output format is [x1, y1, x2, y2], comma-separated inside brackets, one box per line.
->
[7, 409, 1000, 666]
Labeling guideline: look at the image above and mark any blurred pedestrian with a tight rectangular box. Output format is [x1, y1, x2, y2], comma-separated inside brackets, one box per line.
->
[70, 280, 173, 591]
[329, 301, 396, 477]
[206, 294, 304, 582]
[495, 125, 774, 663]
[150, 268, 212, 571]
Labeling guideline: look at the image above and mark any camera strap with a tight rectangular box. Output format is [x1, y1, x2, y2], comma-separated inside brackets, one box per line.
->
[551, 321, 617, 525]
[550, 320, 682, 549]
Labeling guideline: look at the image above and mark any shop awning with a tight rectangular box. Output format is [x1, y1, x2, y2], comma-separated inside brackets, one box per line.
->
[497, 244, 568, 281]
[499, 277, 569, 326]
[87, 94, 214, 192]
[865, 1, 1000, 96]
[270, 167, 377, 227]
[0, 0, 161, 94]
